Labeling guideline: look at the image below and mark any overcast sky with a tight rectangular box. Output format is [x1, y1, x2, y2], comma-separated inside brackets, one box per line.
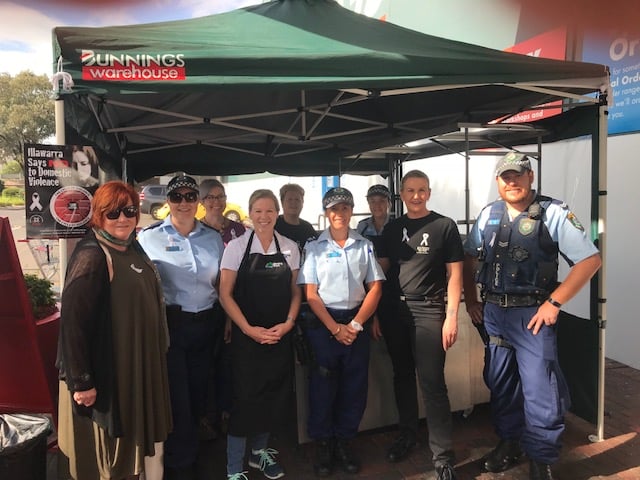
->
[0, 0, 263, 76]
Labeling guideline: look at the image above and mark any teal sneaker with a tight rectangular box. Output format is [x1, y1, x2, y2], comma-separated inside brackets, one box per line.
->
[248, 448, 285, 479]
[227, 472, 249, 480]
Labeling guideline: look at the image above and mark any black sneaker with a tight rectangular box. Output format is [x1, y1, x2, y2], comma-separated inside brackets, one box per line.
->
[482, 438, 524, 472]
[435, 463, 457, 480]
[386, 432, 416, 463]
[313, 438, 334, 477]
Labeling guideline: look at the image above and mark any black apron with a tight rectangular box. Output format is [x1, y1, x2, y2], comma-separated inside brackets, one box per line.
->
[229, 231, 293, 436]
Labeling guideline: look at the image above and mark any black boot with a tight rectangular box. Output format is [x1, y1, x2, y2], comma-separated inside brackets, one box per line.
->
[313, 438, 334, 477]
[482, 438, 524, 472]
[386, 431, 416, 463]
[530, 460, 554, 480]
[334, 438, 360, 474]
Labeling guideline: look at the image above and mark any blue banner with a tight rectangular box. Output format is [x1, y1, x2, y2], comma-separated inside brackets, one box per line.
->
[583, 31, 640, 135]
[321, 176, 339, 195]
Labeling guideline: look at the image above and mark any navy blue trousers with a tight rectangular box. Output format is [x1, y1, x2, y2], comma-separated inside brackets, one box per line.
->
[304, 310, 370, 440]
[484, 303, 570, 464]
[164, 309, 216, 469]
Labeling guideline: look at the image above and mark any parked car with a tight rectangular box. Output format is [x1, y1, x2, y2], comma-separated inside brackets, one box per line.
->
[155, 201, 247, 223]
[138, 185, 167, 220]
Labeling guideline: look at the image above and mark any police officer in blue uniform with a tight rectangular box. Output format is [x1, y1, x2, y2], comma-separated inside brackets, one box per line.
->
[356, 184, 393, 341]
[463, 152, 601, 480]
[137, 174, 225, 479]
[298, 187, 384, 477]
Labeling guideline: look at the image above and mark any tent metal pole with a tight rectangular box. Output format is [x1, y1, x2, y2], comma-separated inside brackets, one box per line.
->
[122, 156, 128, 184]
[537, 135, 542, 193]
[588, 101, 608, 443]
[386, 153, 396, 216]
[464, 127, 470, 236]
[54, 98, 68, 289]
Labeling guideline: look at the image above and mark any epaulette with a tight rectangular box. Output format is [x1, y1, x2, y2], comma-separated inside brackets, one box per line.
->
[480, 199, 501, 216]
[547, 197, 568, 209]
[141, 220, 163, 231]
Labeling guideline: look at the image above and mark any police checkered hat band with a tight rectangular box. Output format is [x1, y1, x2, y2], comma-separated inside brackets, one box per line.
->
[322, 187, 354, 209]
[366, 184, 391, 200]
[495, 152, 531, 177]
[167, 174, 199, 195]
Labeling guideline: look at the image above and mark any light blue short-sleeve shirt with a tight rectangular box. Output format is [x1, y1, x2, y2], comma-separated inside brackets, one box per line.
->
[297, 228, 385, 310]
[138, 218, 224, 313]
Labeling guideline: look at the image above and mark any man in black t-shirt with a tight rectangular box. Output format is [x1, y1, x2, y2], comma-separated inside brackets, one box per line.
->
[275, 183, 318, 252]
[377, 170, 464, 480]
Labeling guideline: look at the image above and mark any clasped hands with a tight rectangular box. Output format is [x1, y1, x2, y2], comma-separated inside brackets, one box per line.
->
[333, 321, 361, 346]
[247, 321, 293, 344]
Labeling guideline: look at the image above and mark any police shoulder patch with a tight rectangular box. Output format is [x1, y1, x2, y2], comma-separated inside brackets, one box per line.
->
[566, 212, 584, 231]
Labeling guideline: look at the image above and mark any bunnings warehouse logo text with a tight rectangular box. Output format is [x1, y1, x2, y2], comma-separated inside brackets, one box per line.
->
[81, 50, 186, 81]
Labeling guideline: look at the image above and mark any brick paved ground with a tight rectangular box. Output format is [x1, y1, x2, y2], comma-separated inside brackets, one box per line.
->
[193, 358, 640, 479]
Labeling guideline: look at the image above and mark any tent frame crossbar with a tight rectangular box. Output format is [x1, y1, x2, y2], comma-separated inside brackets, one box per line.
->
[85, 85, 599, 162]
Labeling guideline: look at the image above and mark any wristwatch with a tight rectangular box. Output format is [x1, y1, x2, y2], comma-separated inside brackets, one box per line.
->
[350, 320, 363, 332]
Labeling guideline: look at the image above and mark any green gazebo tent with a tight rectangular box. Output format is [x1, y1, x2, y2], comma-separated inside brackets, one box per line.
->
[52, 0, 609, 439]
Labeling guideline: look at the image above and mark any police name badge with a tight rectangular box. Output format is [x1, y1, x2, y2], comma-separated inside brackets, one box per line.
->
[518, 218, 535, 235]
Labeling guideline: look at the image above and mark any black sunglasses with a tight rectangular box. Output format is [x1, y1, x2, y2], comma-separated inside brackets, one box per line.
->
[105, 205, 138, 220]
[168, 191, 198, 203]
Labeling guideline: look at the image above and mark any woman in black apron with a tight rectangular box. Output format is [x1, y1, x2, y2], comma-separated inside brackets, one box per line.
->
[219, 189, 302, 480]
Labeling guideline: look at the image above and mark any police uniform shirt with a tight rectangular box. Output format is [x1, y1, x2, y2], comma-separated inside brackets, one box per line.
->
[297, 228, 385, 310]
[378, 212, 464, 298]
[463, 198, 599, 265]
[356, 215, 390, 237]
[356, 215, 390, 256]
[220, 229, 300, 272]
[137, 218, 224, 313]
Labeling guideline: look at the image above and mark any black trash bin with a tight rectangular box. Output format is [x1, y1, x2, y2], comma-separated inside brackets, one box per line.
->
[0, 414, 52, 479]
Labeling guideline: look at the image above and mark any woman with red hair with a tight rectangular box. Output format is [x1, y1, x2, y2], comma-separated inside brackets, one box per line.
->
[57, 180, 172, 480]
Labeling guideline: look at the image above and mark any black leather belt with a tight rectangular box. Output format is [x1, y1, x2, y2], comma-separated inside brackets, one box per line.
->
[399, 295, 443, 303]
[484, 293, 545, 308]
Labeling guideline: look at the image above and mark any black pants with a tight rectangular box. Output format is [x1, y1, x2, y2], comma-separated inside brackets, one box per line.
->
[164, 306, 219, 469]
[378, 297, 455, 467]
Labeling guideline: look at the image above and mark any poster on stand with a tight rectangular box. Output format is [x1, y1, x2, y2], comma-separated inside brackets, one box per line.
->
[24, 144, 100, 239]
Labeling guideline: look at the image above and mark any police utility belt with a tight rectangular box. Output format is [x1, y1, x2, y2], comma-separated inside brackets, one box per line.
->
[483, 292, 546, 308]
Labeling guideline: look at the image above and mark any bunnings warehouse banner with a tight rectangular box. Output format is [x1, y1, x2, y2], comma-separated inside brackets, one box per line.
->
[24, 144, 100, 239]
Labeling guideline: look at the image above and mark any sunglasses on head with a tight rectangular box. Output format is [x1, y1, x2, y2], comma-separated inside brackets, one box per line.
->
[168, 191, 198, 203]
[105, 205, 138, 220]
